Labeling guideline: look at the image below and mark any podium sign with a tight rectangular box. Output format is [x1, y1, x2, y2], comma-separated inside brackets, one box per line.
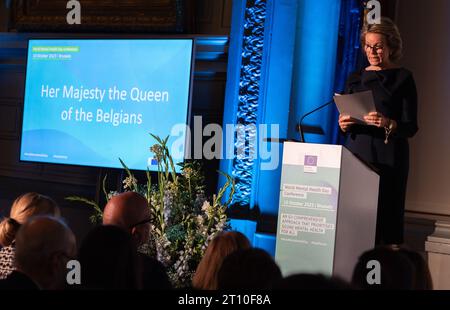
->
[275, 142, 379, 281]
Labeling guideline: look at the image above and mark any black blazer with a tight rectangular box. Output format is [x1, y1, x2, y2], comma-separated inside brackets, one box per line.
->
[343, 68, 418, 170]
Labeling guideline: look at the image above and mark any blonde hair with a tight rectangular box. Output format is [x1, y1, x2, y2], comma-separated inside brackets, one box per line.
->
[361, 17, 403, 62]
[0, 193, 60, 247]
[192, 231, 251, 290]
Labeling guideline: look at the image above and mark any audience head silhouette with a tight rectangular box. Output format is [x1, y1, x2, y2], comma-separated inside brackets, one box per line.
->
[102, 192, 150, 247]
[78, 225, 139, 289]
[399, 248, 433, 290]
[193, 231, 251, 290]
[14, 216, 76, 289]
[217, 248, 282, 289]
[0, 192, 60, 247]
[352, 246, 415, 290]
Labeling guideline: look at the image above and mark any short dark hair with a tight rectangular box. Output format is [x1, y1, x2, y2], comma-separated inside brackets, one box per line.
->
[217, 248, 282, 289]
[78, 225, 139, 289]
[352, 246, 415, 290]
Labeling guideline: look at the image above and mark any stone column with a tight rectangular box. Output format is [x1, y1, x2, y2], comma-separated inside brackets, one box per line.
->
[425, 221, 450, 289]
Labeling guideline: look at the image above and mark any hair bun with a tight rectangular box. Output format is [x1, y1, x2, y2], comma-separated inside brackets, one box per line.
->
[7, 217, 20, 228]
[0, 217, 21, 247]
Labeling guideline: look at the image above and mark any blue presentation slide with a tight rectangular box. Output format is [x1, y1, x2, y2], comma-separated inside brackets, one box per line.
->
[20, 39, 193, 171]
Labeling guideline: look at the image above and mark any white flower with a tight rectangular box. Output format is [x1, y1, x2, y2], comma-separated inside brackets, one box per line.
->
[107, 191, 119, 200]
[196, 215, 204, 225]
[201, 201, 211, 212]
[182, 167, 193, 179]
[122, 176, 138, 190]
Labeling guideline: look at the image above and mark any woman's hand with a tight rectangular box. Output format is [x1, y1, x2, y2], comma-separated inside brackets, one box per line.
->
[339, 114, 356, 132]
[364, 112, 391, 128]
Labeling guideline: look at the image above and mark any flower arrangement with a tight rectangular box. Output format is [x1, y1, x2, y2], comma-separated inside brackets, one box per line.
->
[67, 134, 235, 288]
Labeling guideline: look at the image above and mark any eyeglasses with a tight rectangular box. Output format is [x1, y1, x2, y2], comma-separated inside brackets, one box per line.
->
[129, 217, 152, 229]
[365, 44, 384, 52]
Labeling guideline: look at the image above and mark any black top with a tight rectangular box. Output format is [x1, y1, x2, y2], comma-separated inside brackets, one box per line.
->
[0, 271, 39, 290]
[344, 68, 418, 169]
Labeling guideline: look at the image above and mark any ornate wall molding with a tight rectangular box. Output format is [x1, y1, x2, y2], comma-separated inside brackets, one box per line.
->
[10, 0, 192, 33]
[232, 0, 266, 207]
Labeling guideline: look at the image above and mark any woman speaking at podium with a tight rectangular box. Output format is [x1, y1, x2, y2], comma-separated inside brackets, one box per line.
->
[338, 17, 418, 246]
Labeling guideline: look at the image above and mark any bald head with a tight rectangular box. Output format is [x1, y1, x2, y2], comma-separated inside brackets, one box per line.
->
[103, 192, 151, 247]
[103, 192, 150, 229]
[15, 216, 76, 289]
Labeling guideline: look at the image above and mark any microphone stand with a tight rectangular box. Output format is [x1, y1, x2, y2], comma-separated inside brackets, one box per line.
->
[298, 99, 335, 143]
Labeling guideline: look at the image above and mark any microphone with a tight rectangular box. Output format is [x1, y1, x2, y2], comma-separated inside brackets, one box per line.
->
[297, 99, 335, 143]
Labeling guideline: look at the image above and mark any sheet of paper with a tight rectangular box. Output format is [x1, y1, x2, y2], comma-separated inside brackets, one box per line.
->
[333, 90, 376, 123]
